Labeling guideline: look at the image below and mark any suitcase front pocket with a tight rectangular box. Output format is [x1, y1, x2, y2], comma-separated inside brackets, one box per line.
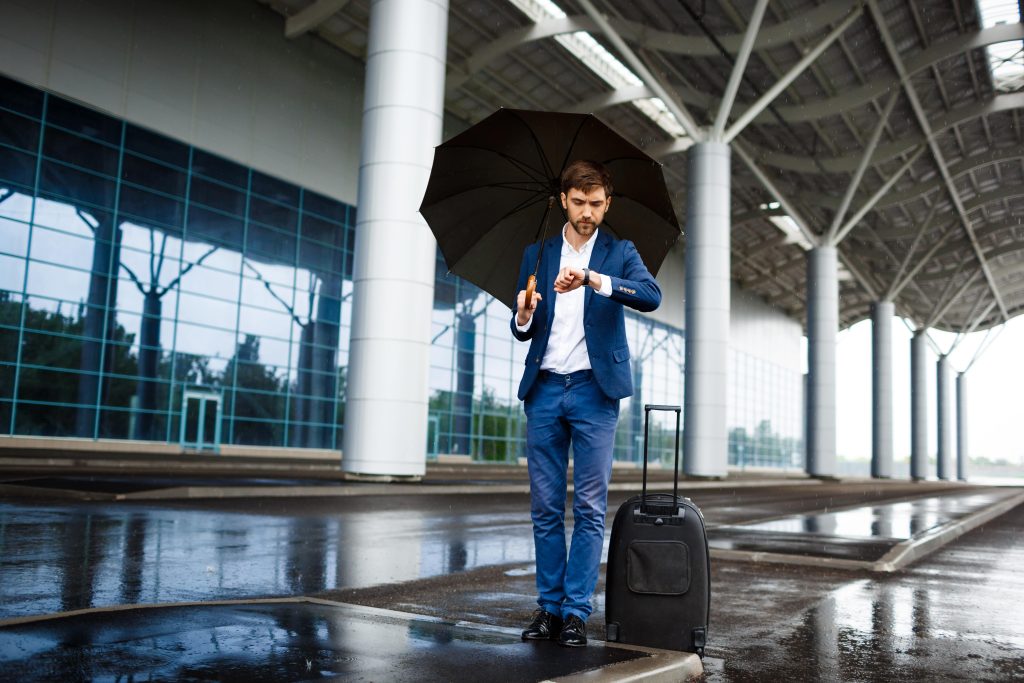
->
[626, 540, 690, 595]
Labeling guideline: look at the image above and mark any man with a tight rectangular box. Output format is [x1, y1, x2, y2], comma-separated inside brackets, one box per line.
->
[511, 159, 661, 647]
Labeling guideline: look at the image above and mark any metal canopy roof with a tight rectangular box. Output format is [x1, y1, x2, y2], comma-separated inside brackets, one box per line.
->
[259, 0, 1024, 334]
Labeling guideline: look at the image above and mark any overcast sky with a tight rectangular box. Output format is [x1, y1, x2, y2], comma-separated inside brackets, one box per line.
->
[836, 314, 1024, 467]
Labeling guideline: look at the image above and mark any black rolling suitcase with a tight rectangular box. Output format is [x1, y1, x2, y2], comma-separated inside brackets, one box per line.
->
[605, 404, 710, 657]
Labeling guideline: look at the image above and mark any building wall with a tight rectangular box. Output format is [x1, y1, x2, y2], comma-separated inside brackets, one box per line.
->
[0, 0, 364, 205]
[0, 0, 805, 467]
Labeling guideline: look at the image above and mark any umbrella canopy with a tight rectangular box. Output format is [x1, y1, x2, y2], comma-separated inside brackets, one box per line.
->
[419, 108, 681, 307]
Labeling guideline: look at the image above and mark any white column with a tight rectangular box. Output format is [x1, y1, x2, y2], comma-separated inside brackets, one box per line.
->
[343, 0, 449, 477]
[806, 246, 837, 477]
[936, 355, 952, 481]
[956, 372, 968, 481]
[871, 301, 894, 478]
[910, 331, 928, 480]
[683, 142, 730, 478]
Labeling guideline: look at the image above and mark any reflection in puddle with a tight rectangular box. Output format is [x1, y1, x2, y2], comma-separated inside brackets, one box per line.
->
[730, 493, 1012, 540]
[0, 503, 536, 619]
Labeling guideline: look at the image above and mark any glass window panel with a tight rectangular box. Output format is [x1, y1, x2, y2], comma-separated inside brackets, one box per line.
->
[0, 191, 34, 223]
[39, 160, 117, 211]
[190, 176, 244, 216]
[238, 333, 291, 372]
[298, 238, 345, 277]
[119, 224, 185, 285]
[242, 258, 298, 291]
[124, 124, 188, 169]
[0, 254, 25, 293]
[0, 74, 44, 118]
[24, 260, 91, 305]
[0, 109, 41, 151]
[300, 214, 344, 246]
[119, 186, 185, 232]
[18, 327, 84, 371]
[122, 153, 186, 197]
[252, 171, 299, 208]
[43, 127, 119, 177]
[14, 399, 79, 436]
[0, 145, 37, 191]
[32, 197, 95, 238]
[29, 224, 95, 271]
[46, 97, 121, 145]
[0, 216, 30, 256]
[303, 190, 346, 223]
[237, 305, 295, 345]
[192, 150, 247, 189]
[250, 196, 297, 234]
[187, 205, 244, 251]
[247, 221, 296, 264]
[173, 320, 236, 365]
[176, 290, 237, 332]
[177, 260, 240, 299]
[230, 416, 284, 447]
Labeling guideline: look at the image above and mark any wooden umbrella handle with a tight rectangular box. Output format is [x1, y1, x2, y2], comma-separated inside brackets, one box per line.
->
[525, 274, 537, 310]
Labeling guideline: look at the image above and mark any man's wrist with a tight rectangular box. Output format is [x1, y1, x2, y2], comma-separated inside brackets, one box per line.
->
[588, 271, 602, 289]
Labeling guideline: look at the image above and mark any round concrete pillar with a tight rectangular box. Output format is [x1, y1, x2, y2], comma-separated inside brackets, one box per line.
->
[683, 142, 730, 478]
[806, 246, 837, 478]
[871, 301, 894, 478]
[956, 372, 968, 481]
[343, 0, 449, 476]
[910, 331, 928, 480]
[936, 355, 952, 481]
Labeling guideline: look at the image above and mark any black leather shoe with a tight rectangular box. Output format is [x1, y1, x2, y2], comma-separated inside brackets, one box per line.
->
[558, 614, 588, 647]
[521, 609, 562, 641]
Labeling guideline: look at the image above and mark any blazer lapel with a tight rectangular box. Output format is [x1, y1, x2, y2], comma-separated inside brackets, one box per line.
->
[585, 231, 612, 312]
[543, 236, 560, 328]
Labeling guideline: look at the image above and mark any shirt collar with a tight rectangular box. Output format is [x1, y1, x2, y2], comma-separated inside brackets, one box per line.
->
[560, 222, 599, 256]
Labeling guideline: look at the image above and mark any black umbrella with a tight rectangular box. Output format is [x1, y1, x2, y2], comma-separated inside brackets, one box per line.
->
[419, 108, 681, 308]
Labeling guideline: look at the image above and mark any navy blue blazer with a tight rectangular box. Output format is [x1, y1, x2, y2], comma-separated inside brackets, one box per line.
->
[510, 230, 662, 401]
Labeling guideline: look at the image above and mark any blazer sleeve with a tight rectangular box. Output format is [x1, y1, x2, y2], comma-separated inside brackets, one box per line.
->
[510, 245, 537, 341]
[605, 240, 662, 313]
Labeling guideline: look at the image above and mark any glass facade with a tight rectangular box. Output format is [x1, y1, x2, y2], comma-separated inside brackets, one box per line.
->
[1, 75, 351, 450]
[727, 348, 804, 469]
[1, 74, 803, 467]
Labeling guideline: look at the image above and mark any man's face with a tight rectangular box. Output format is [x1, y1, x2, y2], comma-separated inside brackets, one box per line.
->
[561, 186, 610, 240]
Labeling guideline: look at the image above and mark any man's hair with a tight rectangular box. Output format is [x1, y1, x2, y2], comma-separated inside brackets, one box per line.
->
[560, 160, 613, 197]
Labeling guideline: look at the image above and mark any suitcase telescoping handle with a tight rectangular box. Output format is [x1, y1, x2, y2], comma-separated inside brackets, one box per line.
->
[641, 404, 681, 514]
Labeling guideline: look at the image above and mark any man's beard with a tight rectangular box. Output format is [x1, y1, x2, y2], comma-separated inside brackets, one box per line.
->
[570, 217, 597, 237]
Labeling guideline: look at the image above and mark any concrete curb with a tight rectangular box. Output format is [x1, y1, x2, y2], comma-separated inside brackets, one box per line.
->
[0, 597, 704, 682]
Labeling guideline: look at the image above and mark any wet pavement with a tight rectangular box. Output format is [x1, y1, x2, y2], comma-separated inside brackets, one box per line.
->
[0, 469, 1022, 681]
[0, 600, 689, 682]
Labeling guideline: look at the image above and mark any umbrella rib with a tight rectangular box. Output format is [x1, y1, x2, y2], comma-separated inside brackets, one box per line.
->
[508, 110, 557, 184]
[559, 115, 591, 181]
[439, 144, 549, 185]
[425, 181, 548, 207]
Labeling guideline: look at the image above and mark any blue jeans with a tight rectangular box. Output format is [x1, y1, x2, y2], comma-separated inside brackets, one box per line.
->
[524, 369, 619, 621]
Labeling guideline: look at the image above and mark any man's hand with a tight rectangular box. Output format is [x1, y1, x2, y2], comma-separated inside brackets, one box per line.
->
[553, 267, 602, 293]
[516, 289, 543, 326]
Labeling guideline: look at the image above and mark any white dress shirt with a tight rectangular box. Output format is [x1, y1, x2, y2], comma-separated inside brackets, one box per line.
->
[516, 224, 613, 374]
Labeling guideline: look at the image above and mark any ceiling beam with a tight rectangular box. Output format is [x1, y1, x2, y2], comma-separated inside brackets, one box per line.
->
[868, 0, 1009, 319]
[713, 0, 770, 140]
[723, 4, 864, 143]
[826, 91, 899, 244]
[576, 0, 704, 141]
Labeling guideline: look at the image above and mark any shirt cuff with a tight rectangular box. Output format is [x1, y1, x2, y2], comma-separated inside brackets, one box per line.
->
[515, 315, 533, 333]
[596, 272, 612, 297]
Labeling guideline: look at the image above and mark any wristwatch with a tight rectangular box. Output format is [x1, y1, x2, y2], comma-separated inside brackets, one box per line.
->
[582, 267, 590, 287]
